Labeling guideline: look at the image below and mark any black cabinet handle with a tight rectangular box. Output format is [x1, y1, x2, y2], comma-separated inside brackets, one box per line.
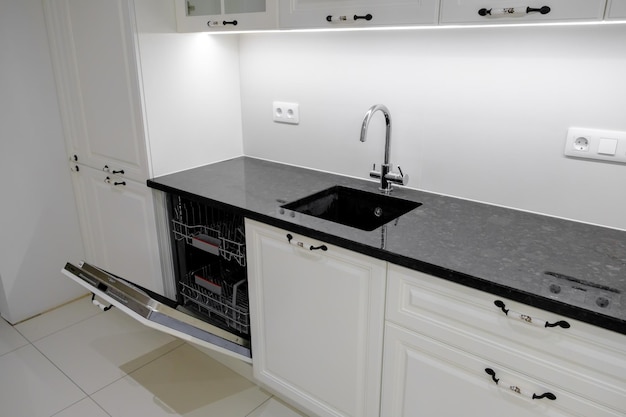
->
[223, 20, 238, 26]
[104, 176, 126, 186]
[485, 368, 556, 401]
[286, 234, 327, 251]
[91, 294, 113, 311]
[326, 14, 373, 23]
[479, 6, 551, 17]
[526, 6, 551, 14]
[112, 169, 124, 175]
[494, 300, 570, 329]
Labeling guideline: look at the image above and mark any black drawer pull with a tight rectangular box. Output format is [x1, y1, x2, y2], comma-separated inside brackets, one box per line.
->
[354, 14, 373, 21]
[478, 6, 551, 17]
[223, 20, 238, 26]
[494, 300, 570, 329]
[485, 368, 556, 401]
[91, 294, 113, 311]
[286, 234, 328, 251]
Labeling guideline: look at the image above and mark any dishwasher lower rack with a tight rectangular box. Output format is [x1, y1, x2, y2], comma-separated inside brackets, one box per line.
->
[179, 264, 250, 335]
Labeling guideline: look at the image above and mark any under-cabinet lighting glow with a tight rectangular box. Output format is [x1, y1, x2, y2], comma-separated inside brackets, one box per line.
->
[205, 19, 626, 36]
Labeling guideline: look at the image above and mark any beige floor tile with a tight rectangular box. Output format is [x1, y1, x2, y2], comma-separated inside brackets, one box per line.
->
[247, 398, 309, 417]
[0, 316, 29, 356]
[15, 296, 102, 342]
[0, 344, 85, 417]
[34, 307, 183, 394]
[52, 398, 111, 417]
[92, 343, 270, 417]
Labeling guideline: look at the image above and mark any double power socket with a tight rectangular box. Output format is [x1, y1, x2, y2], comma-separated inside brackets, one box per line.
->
[273, 101, 300, 125]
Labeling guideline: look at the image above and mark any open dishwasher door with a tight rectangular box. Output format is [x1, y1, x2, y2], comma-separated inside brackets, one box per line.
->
[62, 262, 252, 362]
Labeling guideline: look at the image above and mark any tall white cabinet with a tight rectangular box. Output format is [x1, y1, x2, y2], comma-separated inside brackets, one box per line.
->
[44, 0, 167, 295]
[246, 220, 387, 417]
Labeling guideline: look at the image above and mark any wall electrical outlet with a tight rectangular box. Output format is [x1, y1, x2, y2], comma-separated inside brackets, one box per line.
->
[273, 101, 299, 125]
[564, 127, 626, 164]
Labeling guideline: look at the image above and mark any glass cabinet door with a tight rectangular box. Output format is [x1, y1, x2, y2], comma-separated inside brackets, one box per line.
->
[225, 0, 266, 14]
[175, 0, 276, 31]
[185, 0, 221, 16]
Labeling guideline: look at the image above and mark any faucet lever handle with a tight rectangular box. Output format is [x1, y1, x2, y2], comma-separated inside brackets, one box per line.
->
[369, 163, 381, 180]
[398, 166, 404, 177]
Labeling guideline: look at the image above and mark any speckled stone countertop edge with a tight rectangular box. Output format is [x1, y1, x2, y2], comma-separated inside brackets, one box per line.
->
[147, 157, 626, 335]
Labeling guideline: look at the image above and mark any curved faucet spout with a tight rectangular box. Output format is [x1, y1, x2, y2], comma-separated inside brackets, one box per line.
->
[360, 104, 392, 165]
[360, 104, 408, 193]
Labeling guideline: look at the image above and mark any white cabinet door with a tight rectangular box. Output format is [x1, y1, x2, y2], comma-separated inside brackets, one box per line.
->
[175, 0, 278, 31]
[381, 322, 618, 417]
[279, 0, 440, 29]
[69, 163, 164, 295]
[44, 0, 150, 182]
[440, 0, 607, 24]
[606, 0, 626, 19]
[245, 219, 386, 417]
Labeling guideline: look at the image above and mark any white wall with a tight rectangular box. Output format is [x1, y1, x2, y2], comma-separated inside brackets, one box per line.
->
[134, 0, 244, 177]
[0, 0, 86, 323]
[238, 24, 626, 230]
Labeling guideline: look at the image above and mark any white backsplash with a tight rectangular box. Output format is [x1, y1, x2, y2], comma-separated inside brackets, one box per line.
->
[238, 24, 626, 230]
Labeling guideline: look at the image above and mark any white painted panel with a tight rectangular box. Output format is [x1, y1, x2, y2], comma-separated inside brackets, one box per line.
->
[606, 0, 626, 19]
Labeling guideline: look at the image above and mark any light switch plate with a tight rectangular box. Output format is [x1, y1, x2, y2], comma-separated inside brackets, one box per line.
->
[564, 127, 626, 164]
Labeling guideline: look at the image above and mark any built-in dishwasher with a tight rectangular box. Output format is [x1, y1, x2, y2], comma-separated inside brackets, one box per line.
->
[62, 194, 251, 361]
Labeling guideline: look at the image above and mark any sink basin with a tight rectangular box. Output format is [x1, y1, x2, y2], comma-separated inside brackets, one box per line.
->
[281, 186, 421, 231]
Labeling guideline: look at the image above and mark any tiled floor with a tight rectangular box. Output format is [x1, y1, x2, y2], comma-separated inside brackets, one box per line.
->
[0, 296, 306, 417]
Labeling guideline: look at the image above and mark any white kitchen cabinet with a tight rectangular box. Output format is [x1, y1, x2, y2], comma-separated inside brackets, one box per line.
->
[382, 264, 626, 417]
[69, 163, 164, 295]
[278, 0, 440, 29]
[44, 0, 150, 183]
[45, 0, 173, 297]
[175, 0, 278, 32]
[439, 0, 607, 24]
[605, 0, 626, 19]
[245, 219, 387, 417]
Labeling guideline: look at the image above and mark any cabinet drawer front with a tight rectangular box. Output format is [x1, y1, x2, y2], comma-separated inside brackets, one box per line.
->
[440, 0, 607, 24]
[606, 0, 626, 19]
[386, 265, 626, 413]
[382, 322, 623, 417]
[279, 0, 440, 29]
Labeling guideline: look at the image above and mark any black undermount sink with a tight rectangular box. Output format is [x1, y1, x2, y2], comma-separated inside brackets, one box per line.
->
[281, 186, 421, 231]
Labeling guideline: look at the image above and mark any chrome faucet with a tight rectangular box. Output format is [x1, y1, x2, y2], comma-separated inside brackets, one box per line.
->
[359, 104, 408, 193]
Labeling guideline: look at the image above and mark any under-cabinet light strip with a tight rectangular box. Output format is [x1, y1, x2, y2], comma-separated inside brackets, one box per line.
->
[205, 19, 626, 35]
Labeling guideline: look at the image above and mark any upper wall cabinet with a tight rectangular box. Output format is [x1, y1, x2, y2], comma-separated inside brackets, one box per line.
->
[45, 0, 150, 182]
[606, 0, 626, 19]
[440, 0, 607, 25]
[278, 0, 440, 29]
[175, 0, 278, 31]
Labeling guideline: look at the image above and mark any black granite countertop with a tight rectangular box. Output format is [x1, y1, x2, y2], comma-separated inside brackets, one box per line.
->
[148, 157, 626, 334]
